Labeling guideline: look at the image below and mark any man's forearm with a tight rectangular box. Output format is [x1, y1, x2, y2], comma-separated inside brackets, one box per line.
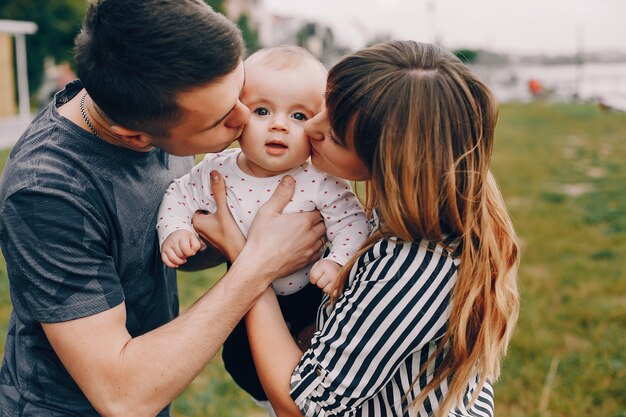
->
[44, 248, 272, 417]
[117, 253, 271, 415]
[42, 173, 326, 417]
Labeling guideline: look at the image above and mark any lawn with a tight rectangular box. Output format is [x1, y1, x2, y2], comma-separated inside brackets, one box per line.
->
[491, 103, 626, 417]
[0, 102, 624, 416]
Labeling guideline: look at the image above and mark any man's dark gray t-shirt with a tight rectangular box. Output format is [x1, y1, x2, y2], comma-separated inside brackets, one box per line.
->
[0, 82, 193, 416]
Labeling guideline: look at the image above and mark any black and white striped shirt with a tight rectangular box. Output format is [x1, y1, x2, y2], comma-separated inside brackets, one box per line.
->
[290, 238, 495, 416]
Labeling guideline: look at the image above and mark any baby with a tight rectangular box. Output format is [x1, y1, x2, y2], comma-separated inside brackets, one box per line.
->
[156, 46, 368, 411]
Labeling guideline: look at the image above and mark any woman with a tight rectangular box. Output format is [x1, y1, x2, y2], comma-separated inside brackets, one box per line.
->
[198, 41, 519, 417]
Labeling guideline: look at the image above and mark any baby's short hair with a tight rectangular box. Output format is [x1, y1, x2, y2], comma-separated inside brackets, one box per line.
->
[245, 45, 327, 74]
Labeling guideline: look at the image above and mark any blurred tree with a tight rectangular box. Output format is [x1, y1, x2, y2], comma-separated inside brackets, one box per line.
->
[296, 23, 317, 49]
[0, 0, 86, 101]
[203, 1, 260, 54]
[203, 0, 225, 13]
[0, 0, 257, 102]
[237, 14, 260, 55]
[453, 49, 479, 64]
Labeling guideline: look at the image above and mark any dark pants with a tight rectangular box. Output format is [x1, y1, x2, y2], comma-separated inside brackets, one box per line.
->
[222, 283, 324, 401]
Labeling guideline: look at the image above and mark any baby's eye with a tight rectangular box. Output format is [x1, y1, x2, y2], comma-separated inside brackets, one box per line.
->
[254, 107, 269, 116]
[292, 112, 307, 121]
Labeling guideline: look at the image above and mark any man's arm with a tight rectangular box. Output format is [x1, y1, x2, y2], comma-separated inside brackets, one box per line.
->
[42, 174, 325, 417]
[43, 257, 268, 417]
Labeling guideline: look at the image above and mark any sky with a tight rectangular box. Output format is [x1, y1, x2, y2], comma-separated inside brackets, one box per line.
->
[262, 0, 626, 55]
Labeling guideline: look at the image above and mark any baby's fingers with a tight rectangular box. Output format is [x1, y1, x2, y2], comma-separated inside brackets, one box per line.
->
[309, 263, 324, 285]
[314, 275, 331, 292]
[190, 235, 203, 252]
[161, 253, 177, 269]
[180, 236, 201, 257]
[162, 251, 181, 268]
[322, 281, 336, 296]
[165, 246, 186, 267]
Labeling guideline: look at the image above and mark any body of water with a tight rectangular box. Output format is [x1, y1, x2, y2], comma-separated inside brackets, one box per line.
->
[472, 61, 626, 110]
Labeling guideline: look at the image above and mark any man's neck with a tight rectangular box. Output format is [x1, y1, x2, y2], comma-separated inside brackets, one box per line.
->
[57, 89, 153, 152]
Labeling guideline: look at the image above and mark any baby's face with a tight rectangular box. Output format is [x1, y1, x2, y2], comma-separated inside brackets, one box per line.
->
[238, 60, 326, 176]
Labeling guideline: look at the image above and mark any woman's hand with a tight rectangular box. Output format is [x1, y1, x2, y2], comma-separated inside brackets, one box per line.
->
[192, 170, 246, 263]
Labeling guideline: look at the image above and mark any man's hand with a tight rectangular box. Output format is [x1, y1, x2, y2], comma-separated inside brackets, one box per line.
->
[309, 259, 342, 297]
[192, 170, 247, 263]
[160, 230, 203, 268]
[244, 175, 327, 281]
[194, 171, 327, 282]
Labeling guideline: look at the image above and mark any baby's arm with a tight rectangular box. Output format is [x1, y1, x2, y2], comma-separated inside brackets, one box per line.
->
[309, 258, 341, 296]
[160, 230, 203, 268]
[157, 156, 216, 267]
[311, 176, 369, 294]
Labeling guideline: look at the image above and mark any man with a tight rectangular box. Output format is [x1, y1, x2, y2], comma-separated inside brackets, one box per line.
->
[0, 1, 324, 416]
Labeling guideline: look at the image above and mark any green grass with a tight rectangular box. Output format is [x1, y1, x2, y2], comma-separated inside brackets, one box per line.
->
[491, 103, 626, 417]
[0, 103, 625, 416]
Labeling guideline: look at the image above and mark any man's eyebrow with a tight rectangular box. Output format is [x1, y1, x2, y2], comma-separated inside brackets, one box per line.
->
[207, 103, 236, 129]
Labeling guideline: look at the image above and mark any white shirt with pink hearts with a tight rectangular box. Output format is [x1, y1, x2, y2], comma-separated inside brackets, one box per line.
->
[157, 148, 368, 295]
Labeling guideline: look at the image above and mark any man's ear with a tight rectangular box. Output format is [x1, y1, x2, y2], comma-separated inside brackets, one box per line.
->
[110, 125, 153, 150]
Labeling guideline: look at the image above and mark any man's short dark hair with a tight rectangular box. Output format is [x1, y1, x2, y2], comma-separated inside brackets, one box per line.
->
[74, 0, 244, 136]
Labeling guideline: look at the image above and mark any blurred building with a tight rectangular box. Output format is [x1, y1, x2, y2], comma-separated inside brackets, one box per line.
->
[224, 0, 346, 66]
[0, 19, 37, 119]
[0, 30, 14, 117]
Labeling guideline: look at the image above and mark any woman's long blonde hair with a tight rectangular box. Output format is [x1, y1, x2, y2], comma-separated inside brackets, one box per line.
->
[327, 41, 519, 416]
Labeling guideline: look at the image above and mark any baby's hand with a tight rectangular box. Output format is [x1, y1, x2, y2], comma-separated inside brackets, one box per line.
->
[161, 230, 203, 268]
[309, 259, 342, 296]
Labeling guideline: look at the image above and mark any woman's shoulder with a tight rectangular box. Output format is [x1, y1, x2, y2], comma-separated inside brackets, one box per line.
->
[361, 236, 459, 263]
[352, 237, 460, 284]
